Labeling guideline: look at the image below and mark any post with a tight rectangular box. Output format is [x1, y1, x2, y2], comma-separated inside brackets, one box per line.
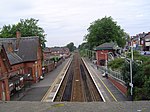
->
[105, 53, 108, 78]
[130, 44, 133, 101]
[130, 59, 133, 101]
[131, 46, 133, 61]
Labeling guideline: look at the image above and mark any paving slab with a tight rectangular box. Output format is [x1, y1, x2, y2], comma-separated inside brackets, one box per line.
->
[0, 101, 150, 112]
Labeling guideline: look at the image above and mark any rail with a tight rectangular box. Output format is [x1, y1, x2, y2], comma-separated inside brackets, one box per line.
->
[98, 66, 125, 84]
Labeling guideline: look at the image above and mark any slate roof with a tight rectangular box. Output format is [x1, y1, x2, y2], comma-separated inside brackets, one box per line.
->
[144, 34, 150, 40]
[7, 52, 23, 65]
[17, 37, 39, 61]
[43, 47, 51, 53]
[0, 44, 11, 69]
[95, 42, 119, 50]
[0, 37, 40, 64]
[50, 47, 64, 54]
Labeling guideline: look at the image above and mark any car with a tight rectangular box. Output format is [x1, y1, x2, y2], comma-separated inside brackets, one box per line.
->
[139, 51, 145, 55]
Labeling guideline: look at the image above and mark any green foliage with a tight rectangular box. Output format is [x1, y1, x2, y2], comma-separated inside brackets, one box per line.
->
[0, 24, 16, 38]
[120, 57, 150, 100]
[106, 48, 150, 100]
[134, 77, 150, 100]
[79, 49, 87, 57]
[108, 58, 124, 71]
[66, 42, 76, 52]
[0, 18, 46, 49]
[85, 16, 127, 49]
[78, 42, 88, 50]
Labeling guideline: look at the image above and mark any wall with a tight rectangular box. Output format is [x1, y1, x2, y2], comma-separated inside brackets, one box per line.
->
[96, 50, 108, 65]
[0, 53, 10, 101]
[9, 63, 24, 77]
[108, 76, 127, 95]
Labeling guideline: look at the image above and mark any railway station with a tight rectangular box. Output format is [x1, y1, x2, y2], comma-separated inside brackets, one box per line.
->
[1, 51, 150, 111]
[41, 51, 127, 103]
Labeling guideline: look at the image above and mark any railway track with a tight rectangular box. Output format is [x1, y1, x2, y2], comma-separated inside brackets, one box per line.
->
[54, 51, 103, 102]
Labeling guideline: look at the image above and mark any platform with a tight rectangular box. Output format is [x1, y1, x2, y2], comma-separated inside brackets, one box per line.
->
[82, 58, 127, 102]
[41, 58, 72, 102]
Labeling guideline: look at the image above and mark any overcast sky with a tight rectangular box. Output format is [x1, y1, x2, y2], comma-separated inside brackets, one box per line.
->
[0, 0, 150, 47]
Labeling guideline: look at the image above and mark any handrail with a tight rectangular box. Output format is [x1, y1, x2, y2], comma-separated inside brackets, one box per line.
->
[98, 66, 125, 84]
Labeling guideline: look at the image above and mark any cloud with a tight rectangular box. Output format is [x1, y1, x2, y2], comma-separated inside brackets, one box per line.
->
[0, 0, 150, 47]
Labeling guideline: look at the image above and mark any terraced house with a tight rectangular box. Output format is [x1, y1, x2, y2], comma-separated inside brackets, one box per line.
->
[0, 32, 43, 101]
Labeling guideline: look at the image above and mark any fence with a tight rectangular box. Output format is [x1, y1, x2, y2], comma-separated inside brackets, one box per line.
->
[98, 65, 125, 84]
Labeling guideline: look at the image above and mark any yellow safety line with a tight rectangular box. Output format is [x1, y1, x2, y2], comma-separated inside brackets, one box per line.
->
[41, 58, 71, 102]
[94, 70, 118, 101]
[98, 76, 118, 102]
[84, 58, 118, 102]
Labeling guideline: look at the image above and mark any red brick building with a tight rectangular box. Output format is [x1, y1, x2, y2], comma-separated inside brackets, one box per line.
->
[43, 47, 55, 73]
[0, 44, 11, 101]
[95, 42, 119, 66]
[42, 47, 70, 73]
[0, 34, 43, 100]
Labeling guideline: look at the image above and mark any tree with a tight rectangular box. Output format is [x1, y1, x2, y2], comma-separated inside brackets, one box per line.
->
[0, 18, 46, 48]
[85, 16, 127, 49]
[78, 42, 89, 50]
[66, 42, 76, 52]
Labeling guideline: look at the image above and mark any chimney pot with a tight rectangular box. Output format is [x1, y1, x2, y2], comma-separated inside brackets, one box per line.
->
[16, 31, 21, 38]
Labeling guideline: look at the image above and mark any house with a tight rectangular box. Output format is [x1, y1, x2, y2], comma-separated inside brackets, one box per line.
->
[0, 44, 11, 101]
[95, 42, 119, 66]
[130, 32, 146, 51]
[143, 33, 150, 51]
[43, 47, 55, 73]
[0, 32, 43, 100]
[62, 47, 70, 58]
[0, 36, 43, 82]
[130, 32, 150, 52]
[42, 47, 70, 73]
[50, 47, 70, 59]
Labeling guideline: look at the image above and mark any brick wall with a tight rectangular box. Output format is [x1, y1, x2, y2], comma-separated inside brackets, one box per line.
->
[108, 76, 127, 96]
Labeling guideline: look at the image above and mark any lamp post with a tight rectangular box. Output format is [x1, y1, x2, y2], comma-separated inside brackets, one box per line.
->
[124, 45, 133, 101]
[130, 44, 133, 101]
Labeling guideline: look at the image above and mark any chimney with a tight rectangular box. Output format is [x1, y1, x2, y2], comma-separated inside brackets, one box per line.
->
[7, 43, 13, 53]
[16, 31, 21, 51]
[16, 31, 21, 38]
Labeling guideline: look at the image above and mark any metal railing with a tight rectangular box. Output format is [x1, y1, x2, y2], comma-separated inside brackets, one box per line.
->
[98, 65, 125, 84]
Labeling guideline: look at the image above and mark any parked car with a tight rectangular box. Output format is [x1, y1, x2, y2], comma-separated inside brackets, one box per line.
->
[140, 51, 150, 55]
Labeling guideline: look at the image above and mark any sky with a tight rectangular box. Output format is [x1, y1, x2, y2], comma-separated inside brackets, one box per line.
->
[0, 0, 150, 47]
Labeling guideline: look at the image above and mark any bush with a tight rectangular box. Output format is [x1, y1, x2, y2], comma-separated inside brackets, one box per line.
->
[108, 58, 124, 70]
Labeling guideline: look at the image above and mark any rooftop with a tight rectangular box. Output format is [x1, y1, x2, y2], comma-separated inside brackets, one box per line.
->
[95, 42, 119, 50]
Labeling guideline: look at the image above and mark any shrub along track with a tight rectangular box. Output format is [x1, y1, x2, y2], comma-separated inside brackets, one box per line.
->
[54, 51, 103, 102]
